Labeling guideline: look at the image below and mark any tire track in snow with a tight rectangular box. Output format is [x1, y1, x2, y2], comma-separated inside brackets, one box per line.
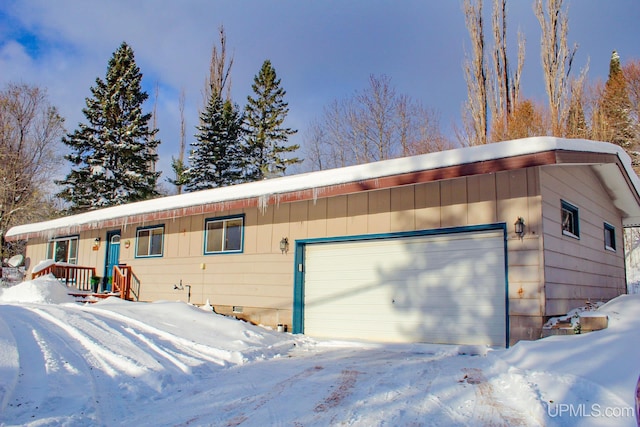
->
[32, 305, 228, 397]
[0, 311, 19, 416]
[0, 305, 110, 425]
[461, 367, 530, 426]
[84, 306, 247, 367]
[3, 302, 230, 426]
[219, 365, 325, 426]
[29, 307, 149, 379]
[314, 369, 361, 413]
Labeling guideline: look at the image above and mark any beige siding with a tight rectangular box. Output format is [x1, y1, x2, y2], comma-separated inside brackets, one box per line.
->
[22, 167, 555, 343]
[415, 181, 441, 229]
[24, 238, 48, 271]
[540, 165, 626, 316]
[390, 186, 416, 232]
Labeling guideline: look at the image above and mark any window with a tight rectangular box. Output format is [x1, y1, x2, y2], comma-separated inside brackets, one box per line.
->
[204, 215, 244, 254]
[604, 223, 616, 251]
[561, 200, 580, 238]
[47, 236, 79, 264]
[136, 226, 164, 258]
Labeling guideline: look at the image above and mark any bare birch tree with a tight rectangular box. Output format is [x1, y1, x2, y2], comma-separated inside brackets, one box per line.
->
[304, 75, 450, 171]
[462, 0, 524, 144]
[169, 88, 188, 194]
[0, 83, 64, 258]
[204, 25, 234, 103]
[534, 0, 578, 136]
[462, 0, 488, 146]
[489, 0, 525, 141]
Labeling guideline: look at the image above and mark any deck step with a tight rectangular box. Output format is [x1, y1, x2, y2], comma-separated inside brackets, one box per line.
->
[68, 292, 120, 303]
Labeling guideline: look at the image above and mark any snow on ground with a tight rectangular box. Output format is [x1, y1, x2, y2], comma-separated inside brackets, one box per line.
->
[0, 277, 638, 426]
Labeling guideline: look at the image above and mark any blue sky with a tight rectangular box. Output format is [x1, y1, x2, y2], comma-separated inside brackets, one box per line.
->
[1, 0, 639, 185]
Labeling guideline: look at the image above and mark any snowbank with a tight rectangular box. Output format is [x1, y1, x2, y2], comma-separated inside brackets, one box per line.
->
[0, 275, 76, 304]
[91, 297, 294, 362]
[500, 294, 640, 414]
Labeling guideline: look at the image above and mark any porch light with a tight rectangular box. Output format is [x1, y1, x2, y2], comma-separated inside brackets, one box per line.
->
[514, 217, 525, 238]
[94, 237, 101, 243]
[279, 237, 289, 254]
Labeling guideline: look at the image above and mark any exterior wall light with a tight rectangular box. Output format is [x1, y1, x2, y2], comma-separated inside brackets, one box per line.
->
[514, 217, 526, 239]
[279, 237, 289, 254]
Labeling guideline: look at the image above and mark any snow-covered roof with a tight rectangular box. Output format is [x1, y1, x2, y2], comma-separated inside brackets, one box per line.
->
[7, 136, 640, 240]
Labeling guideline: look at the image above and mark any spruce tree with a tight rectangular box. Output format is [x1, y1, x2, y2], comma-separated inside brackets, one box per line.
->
[186, 93, 244, 191]
[601, 50, 635, 148]
[243, 60, 300, 181]
[57, 42, 160, 211]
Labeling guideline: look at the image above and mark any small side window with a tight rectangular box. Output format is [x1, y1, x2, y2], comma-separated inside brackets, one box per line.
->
[561, 200, 580, 239]
[604, 223, 616, 251]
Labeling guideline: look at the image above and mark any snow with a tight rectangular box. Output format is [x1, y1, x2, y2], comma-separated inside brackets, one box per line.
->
[625, 228, 640, 294]
[0, 276, 75, 304]
[1, 277, 638, 426]
[7, 136, 640, 239]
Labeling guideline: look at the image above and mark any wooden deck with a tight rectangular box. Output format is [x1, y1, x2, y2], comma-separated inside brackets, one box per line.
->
[32, 263, 139, 301]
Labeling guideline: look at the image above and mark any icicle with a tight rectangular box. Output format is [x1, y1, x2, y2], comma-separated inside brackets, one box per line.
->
[258, 194, 269, 215]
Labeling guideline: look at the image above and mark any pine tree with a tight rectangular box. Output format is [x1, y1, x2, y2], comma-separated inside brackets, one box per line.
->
[186, 93, 245, 191]
[600, 50, 635, 148]
[244, 60, 300, 181]
[57, 42, 160, 211]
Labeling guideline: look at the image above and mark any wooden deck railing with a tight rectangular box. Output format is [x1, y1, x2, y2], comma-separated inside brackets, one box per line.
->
[32, 264, 97, 291]
[112, 265, 140, 301]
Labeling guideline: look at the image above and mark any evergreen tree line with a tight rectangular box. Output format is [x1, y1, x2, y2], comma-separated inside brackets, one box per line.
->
[56, 40, 299, 213]
[180, 58, 299, 192]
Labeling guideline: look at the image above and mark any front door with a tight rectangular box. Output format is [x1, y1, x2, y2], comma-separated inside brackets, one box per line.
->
[104, 230, 121, 292]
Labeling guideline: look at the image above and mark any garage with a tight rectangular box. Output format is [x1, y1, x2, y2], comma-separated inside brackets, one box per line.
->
[294, 225, 508, 347]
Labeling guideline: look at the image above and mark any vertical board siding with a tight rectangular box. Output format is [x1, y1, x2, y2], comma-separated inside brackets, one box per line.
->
[540, 165, 626, 315]
[390, 186, 416, 232]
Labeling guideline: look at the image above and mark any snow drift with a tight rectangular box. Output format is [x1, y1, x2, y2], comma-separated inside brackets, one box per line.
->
[0, 278, 638, 426]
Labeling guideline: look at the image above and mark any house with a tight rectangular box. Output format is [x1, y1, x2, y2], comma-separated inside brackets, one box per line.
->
[6, 137, 640, 347]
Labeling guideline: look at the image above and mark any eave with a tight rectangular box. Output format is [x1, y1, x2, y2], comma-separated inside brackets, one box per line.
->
[7, 137, 640, 241]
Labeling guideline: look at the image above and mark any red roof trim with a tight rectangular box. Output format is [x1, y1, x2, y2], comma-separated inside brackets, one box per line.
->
[8, 150, 565, 240]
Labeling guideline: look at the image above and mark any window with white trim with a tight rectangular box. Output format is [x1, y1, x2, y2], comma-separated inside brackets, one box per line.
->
[561, 200, 580, 238]
[47, 235, 79, 264]
[604, 223, 616, 251]
[136, 225, 164, 258]
[204, 215, 244, 254]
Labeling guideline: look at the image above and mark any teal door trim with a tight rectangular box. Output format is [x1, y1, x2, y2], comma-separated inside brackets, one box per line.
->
[292, 222, 509, 347]
[104, 230, 121, 292]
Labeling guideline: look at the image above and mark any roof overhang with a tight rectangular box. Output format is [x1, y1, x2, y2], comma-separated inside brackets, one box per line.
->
[7, 137, 640, 241]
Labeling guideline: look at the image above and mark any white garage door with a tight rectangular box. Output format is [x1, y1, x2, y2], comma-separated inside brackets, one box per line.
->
[302, 228, 507, 346]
